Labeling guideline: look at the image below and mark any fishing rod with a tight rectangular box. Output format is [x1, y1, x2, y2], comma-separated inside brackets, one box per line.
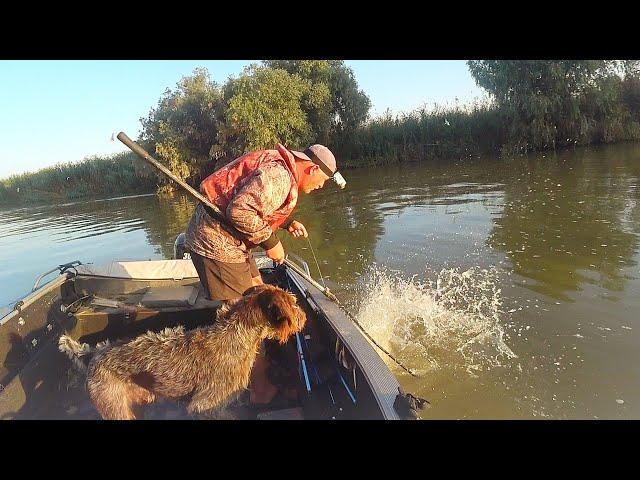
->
[117, 132, 418, 377]
[278, 255, 418, 376]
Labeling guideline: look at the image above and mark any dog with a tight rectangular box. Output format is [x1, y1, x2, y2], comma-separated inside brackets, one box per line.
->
[58, 283, 306, 420]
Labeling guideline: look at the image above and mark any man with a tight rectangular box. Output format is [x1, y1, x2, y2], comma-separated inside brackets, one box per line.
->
[184, 142, 345, 405]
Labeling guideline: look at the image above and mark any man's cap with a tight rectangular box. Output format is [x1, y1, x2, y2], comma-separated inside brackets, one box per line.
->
[291, 144, 337, 178]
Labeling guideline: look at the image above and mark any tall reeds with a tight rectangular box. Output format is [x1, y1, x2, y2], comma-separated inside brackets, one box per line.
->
[0, 151, 158, 206]
[334, 99, 506, 168]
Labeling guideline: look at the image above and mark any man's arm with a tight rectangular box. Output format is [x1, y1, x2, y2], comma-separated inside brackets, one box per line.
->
[281, 218, 295, 230]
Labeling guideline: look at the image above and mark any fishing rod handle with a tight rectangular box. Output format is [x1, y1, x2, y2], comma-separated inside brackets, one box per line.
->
[117, 132, 275, 250]
[117, 132, 217, 212]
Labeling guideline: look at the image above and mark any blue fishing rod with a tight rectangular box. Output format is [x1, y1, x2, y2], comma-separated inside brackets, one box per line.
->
[295, 332, 312, 393]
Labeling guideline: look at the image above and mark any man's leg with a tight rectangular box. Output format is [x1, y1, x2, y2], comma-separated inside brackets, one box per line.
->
[189, 251, 213, 299]
[246, 254, 278, 404]
[189, 251, 253, 301]
[191, 251, 277, 404]
[249, 254, 264, 286]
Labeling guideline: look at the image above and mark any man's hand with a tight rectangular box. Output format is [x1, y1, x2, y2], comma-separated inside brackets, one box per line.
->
[287, 220, 308, 238]
[265, 241, 285, 265]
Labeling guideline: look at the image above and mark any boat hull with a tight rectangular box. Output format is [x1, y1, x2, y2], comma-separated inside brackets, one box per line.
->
[0, 258, 401, 420]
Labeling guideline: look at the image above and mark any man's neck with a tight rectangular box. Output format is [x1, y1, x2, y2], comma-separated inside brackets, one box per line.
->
[294, 161, 307, 189]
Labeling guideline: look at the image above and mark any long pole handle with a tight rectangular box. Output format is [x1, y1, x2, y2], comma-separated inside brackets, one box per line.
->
[117, 132, 255, 245]
[117, 132, 216, 211]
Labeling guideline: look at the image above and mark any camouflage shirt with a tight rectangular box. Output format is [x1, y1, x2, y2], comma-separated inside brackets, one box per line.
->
[184, 161, 294, 263]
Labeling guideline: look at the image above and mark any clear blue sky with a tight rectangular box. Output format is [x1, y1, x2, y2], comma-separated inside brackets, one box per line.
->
[0, 60, 485, 179]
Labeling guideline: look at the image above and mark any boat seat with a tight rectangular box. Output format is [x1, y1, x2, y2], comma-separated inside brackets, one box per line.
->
[139, 285, 200, 308]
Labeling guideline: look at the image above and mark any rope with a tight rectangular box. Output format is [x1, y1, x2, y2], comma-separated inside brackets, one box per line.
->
[307, 237, 326, 288]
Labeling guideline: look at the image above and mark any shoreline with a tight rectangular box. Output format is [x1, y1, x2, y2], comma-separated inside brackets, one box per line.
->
[2, 140, 639, 209]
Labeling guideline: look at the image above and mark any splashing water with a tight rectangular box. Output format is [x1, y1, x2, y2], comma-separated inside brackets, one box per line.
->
[355, 266, 517, 376]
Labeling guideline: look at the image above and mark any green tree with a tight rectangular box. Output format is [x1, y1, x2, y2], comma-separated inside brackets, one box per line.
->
[621, 61, 640, 121]
[262, 60, 333, 143]
[621, 60, 640, 78]
[218, 64, 317, 159]
[140, 68, 224, 188]
[263, 60, 371, 142]
[467, 61, 617, 152]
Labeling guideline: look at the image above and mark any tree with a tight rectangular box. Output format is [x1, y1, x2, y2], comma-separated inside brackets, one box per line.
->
[621, 60, 640, 78]
[218, 64, 317, 159]
[467, 61, 616, 152]
[140, 68, 224, 188]
[621, 61, 640, 121]
[263, 60, 371, 142]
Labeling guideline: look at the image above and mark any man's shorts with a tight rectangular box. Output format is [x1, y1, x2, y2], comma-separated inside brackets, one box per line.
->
[190, 251, 260, 301]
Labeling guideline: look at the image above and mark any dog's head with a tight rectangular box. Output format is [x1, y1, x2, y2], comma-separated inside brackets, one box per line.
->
[243, 284, 307, 344]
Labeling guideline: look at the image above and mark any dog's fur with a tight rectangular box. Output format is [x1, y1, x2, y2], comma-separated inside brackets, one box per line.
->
[58, 284, 306, 420]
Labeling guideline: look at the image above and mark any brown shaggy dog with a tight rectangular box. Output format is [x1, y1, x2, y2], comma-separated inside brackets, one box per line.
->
[58, 284, 306, 420]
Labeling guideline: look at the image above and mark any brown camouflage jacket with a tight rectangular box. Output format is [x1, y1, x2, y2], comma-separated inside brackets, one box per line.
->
[184, 161, 294, 263]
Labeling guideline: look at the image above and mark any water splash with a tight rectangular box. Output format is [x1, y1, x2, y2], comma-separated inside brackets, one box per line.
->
[355, 265, 516, 376]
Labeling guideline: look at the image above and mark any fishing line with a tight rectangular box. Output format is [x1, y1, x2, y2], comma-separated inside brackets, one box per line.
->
[302, 236, 418, 377]
[307, 236, 326, 288]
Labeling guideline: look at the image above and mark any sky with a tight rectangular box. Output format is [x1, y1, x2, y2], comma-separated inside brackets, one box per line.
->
[0, 60, 485, 179]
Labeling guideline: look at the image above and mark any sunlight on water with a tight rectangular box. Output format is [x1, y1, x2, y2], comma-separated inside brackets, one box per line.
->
[355, 265, 517, 376]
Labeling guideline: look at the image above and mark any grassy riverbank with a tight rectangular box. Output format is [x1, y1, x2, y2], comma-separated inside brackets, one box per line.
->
[3, 101, 639, 207]
[0, 151, 158, 206]
[334, 101, 505, 168]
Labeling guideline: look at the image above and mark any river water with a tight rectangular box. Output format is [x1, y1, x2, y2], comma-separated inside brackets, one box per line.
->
[1, 143, 639, 419]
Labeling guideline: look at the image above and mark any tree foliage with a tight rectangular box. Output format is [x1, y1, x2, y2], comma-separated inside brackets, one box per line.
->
[263, 60, 371, 142]
[218, 64, 317, 159]
[140, 68, 224, 186]
[138, 61, 371, 187]
[467, 60, 640, 153]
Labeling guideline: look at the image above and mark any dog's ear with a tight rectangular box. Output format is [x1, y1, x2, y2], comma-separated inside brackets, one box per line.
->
[256, 287, 305, 344]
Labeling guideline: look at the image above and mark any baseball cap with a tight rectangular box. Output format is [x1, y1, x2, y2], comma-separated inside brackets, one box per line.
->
[290, 144, 346, 189]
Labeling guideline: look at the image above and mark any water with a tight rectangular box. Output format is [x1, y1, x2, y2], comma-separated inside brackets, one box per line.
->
[2, 142, 639, 419]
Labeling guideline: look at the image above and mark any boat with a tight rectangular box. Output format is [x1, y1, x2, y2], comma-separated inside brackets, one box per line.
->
[0, 239, 415, 420]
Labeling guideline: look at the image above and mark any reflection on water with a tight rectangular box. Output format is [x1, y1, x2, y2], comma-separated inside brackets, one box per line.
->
[1, 142, 639, 419]
[0, 193, 196, 309]
[487, 147, 639, 301]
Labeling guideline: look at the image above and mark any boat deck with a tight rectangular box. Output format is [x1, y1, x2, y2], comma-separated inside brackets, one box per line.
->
[30, 376, 259, 420]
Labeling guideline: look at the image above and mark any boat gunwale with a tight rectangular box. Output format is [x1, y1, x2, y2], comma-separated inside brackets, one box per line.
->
[286, 268, 402, 420]
[1, 274, 70, 327]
